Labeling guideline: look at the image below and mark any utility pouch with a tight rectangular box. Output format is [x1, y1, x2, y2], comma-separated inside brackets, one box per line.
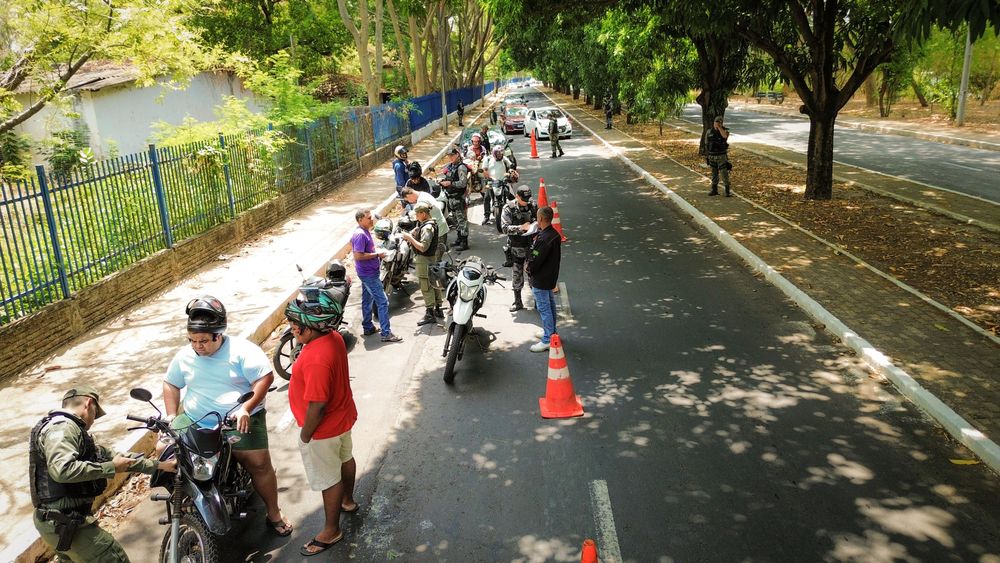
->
[43, 510, 83, 551]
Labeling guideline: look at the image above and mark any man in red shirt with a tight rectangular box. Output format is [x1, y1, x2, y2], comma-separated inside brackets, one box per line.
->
[284, 299, 359, 557]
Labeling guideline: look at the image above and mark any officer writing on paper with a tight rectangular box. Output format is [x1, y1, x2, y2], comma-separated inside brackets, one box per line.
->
[30, 386, 176, 562]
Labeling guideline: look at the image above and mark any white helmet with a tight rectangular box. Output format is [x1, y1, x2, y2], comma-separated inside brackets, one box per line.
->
[394, 145, 408, 158]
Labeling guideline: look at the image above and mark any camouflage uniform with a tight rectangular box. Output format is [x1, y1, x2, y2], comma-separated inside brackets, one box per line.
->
[441, 161, 470, 249]
[501, 198, 538, 310]
[706, 124, 731, 196]
[548, 117, 564, 157]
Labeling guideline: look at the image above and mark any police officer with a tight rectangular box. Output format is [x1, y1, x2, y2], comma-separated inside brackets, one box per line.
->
[457, 100, 465, 126]
[401, 202, 443, 325]
[31, 386, 177, 562]
[547, 112, 564, 158]
[501, 185, 538, 312]
[706, 115, 731, 197]
[439, 147, 470, 251]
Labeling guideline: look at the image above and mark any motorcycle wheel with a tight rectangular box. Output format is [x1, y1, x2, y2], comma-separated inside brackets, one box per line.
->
[272, 331, 299, 381]
[225, 461, 254, 514]
[443, 323, 466, 385]
[159, 513, 219, 563]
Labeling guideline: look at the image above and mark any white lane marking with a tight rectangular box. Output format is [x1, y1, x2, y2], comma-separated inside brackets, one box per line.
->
[939, 161, 982, 171]
[558, 282, 573, 321]
[589, 480, 623, 563]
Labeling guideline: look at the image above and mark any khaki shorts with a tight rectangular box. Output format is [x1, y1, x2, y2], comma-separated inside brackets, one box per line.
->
[298, 431, 353, 491]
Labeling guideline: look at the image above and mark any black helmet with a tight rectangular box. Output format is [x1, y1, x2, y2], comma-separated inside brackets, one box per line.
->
[186, 296, 227, 334]
[326, 260, 347, 283]
[284, 297, 341, 333]
[407, 161, 422, 178]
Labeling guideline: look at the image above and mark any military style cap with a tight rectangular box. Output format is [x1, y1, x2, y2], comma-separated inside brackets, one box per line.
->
[516, 185, 532, 199]
[413, 201, 434, 213]
[63, 385, 107, 418]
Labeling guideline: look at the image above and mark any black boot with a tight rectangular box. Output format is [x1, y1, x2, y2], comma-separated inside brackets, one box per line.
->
[456, 236, 469, 251]
[559, 150, 565, 157]
[509, 292, 524, 312]
[724, 187, 732, 197]
[708, 188, 719, 196]
[434, 306, 445, 319]
[417, 308, 437, 326]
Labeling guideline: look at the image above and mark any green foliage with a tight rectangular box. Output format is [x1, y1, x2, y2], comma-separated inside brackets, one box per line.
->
[44, 125, 92, 178]
[0, 130, 31, 181]
[1, 0, 204, 135]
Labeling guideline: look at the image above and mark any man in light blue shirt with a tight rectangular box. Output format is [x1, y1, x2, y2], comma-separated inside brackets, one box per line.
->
[162, 296, 293, 537]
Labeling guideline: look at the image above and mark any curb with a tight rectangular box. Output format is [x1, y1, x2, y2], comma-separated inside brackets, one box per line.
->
[667, 119, 1000, 236]
[735, 103, 1000, 153]
[546, 92, 1000, 475]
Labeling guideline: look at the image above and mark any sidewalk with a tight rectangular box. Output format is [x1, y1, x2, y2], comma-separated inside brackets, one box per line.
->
[734, 99, 1000, 152]
[0, 99, 490, 561]
[547, 90, 1000, 470]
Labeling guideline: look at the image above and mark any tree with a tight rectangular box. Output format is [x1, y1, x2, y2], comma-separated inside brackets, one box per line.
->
[731, 0, 902, 199]
[1, 0, 203, 136]
[337, 0, 387, 106]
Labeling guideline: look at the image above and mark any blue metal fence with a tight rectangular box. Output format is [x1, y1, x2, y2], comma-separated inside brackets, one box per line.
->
[1, 84, 503, 324]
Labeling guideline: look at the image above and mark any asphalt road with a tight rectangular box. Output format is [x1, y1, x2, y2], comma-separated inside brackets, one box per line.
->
[116, 88, 1000, 562]
[679, 104, 1000, 203]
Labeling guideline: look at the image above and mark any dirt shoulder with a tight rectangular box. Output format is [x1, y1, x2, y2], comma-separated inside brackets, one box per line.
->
[568, 98, 1000, 336]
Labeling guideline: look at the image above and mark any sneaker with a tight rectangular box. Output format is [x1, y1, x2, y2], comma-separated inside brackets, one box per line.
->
[529, 341, 550, 353]
[363, 327, 379, 336]
[381, 333, 403, 342]
[534, 330, 544, 339]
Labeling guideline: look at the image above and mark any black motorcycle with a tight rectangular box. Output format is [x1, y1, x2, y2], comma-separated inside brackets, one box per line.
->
[373, 215, 417, 296]
[490, 170, 518, 234]
[126, 388, 255, 563]
[272, 261, 351, 380]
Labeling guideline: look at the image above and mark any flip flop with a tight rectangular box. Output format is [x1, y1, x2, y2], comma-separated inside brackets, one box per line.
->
[341, 502, 360, 513]
[300, 532, 343, 557]
[265, 516, 293, 537]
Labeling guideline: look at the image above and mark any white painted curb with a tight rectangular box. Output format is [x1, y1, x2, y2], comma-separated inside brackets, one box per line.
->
[548, 92, 1000, 474]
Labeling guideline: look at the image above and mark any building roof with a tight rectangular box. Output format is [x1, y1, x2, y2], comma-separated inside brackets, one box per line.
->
[15, 61, 140, 94]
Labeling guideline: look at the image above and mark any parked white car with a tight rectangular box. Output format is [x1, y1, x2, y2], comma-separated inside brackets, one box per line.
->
[524, 107, 572, 139]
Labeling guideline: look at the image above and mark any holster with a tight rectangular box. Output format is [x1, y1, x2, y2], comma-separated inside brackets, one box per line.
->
[40, 509, 85, 551]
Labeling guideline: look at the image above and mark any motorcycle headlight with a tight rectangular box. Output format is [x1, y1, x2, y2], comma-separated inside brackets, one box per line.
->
[189, 452, 219, 481]
[459, 283, 479, 302]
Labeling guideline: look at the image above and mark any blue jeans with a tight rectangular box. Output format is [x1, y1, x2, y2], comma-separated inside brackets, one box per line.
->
[359, 273, 391, 336]
[531, 287, 557, 344]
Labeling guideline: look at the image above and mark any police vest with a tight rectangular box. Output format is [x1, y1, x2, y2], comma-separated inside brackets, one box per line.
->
[414, 219, 439, 257]
[442, 163, 466, 198]
[29, 411, 108, 507]
[507, 202, 538, 247]
[706, 129, 729, 155]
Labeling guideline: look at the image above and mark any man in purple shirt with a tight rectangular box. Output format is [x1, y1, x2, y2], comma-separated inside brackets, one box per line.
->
[352, 208, 402, 342]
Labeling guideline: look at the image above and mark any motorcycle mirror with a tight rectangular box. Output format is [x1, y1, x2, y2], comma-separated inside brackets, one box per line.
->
[130, 388, 152, 402]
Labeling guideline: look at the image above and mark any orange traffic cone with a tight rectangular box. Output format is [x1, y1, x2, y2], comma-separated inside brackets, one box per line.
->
[530, 129, 539, 159]
[539, 335, 583, 418]
[537, 178, 549, 208]
[581, 539, 598, 563]
[551, 200, 568, 242]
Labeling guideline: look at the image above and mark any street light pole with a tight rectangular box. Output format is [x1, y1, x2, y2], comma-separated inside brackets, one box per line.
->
[440, 2, 448, 135]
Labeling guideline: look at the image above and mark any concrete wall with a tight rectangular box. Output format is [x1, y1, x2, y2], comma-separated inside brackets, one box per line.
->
[14, 71, 265, 164]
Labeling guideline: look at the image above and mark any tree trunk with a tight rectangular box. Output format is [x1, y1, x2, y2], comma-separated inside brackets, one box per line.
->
[572, 86, 580, 99]
[585, 93, 592, 105]
[862, 74, 877, 107]
[695, 88, 728, 155]
[911, 73, 929, 107]
[804, 112, 836, 200]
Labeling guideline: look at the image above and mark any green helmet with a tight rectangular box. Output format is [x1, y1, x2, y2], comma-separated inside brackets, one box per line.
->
[284, 293, 343, 333]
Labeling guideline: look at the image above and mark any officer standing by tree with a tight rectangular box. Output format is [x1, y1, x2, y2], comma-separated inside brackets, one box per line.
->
[401, 202, 443, 325]
[30, 386, 177, 562]
[603, 98, 614, 129]
[706, 115, 732, 197]
[501, 185, 539, 312]
[439, 147, 470, 251]
[457, 100, 465, 126]
[547, 111, 564, 158]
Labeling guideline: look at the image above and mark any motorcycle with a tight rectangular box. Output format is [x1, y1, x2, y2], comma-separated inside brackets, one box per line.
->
[125, 387, 256, 563]
[272, 261, 352, 380]
[374, 215, 416, 296]
[440, 256, 505, 384]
